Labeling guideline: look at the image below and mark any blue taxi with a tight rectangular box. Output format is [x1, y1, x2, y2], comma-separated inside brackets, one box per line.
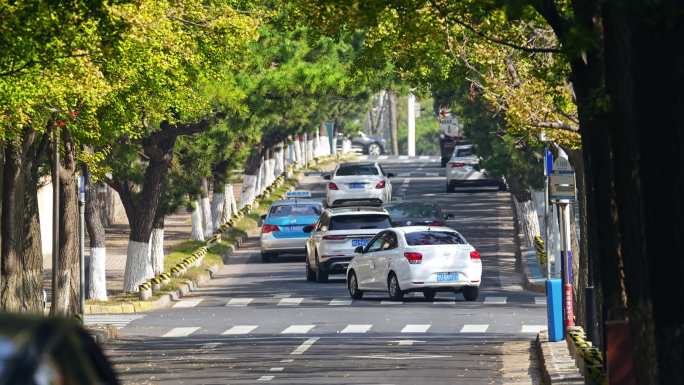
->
[259, 191, 323, 262]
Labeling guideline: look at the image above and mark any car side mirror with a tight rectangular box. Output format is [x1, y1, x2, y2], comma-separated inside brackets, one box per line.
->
[303, 224, 315, 233]
[323, 174, 332, 180]
[386, 172, 395, 178]
[354, 246, 364, 254]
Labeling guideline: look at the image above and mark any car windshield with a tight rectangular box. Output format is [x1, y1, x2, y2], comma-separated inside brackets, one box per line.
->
[405, 231, 466, 245]
[453, 147, 474, 157]
[386, 204, 439, 219]
[329, 214, 391, 230]
[335, 165, 379, 176]
[269, 204, 321, 217]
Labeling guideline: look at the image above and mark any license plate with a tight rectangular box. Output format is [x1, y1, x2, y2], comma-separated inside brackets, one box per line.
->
[349, 183, 365, 189]
[286, 225, 304, 231]
[436, 272, 459, 282]
[351, 239, 369, 247]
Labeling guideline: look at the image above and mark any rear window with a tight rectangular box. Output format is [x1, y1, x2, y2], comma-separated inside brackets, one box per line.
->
[453, 147, 474, 157]
[329, 214, 391, 230]
[270, 204, 321, 217]
[335, 165, 379, 176]
[405, 231, 465, 245]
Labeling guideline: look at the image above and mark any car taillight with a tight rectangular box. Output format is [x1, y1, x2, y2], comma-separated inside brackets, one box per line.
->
[262, 224, 280, 233]
[375, 180, 386, 189]
[404, 252, 423, 264]
[470, 250, 481, 260]
[428, 220, 444, 226]
[449, 162, 465, 168]
[323, 235, 347, 240]
[328, 182, 339, 190]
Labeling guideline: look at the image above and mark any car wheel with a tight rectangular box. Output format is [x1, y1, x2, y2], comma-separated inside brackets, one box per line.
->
[462, 286, 479, 301]
[423, 289, 436, 301]
[261, 252, 274, 263]
[305, 257, 316, 282]
[348, 271, 364, 299]
[315, 253, 328, 283]
[387, 273, 404, 301]
[367, 143, 382, 157]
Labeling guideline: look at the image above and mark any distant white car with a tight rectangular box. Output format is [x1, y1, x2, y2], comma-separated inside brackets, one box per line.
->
[346, 226, 482, 301]
[446, 144, 505, 192]
[324, 162, 393, 207]
[304, 206, 392, 282]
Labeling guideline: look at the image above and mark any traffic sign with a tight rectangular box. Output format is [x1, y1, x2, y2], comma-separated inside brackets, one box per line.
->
[549, 157, 576, 201]
[439, 113, 461, 137]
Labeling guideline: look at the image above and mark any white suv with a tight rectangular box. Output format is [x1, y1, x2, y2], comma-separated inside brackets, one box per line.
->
[446, 144, 506, 192]
[324, 162, 393, 207]
[304, 206, 391, 282]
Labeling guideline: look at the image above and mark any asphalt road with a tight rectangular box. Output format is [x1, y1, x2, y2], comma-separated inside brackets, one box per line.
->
[104, 155, 544, 385]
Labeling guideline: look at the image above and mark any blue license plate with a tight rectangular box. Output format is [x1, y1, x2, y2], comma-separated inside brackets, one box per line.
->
[286, 225, 305, 231]
[351, 239, 369, 247]
[436, 272, 459, 282]
[349, 183, 365, 189]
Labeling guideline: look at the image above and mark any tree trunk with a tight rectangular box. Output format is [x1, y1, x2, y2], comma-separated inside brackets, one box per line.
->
[52, 130, 80, 316]
[191, 199, 204, 241]
[200, 177, 213, 237]
[319, 120, 330, 156]
[240, 149, 261, 208]
[150, 214, 164, 276]
[211, 190, 225, 229]
[388, 89, 399, 156]
[84, 167, 107, 301]
[307, 134, 315, 163]
[274, 144, 284, 177]
[0, 130, 45, 313]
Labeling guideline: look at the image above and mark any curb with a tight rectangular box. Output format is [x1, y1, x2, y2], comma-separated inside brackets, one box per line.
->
[536, 330, 584, 384]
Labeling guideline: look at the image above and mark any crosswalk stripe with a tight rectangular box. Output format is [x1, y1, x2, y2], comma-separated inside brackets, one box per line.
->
[227, 298, 253, 307]
[281, 324, 315, 334]
[381, 300, 403, 305]
[534, 297, 547, 305]
[291, 337, 319, 355]
[269, 367, 284, 372]
[341, 324, 372, 334]
[460, 324, 489, 333]
[162, 327, 200, 338]
[484, 296, 507, 304]
[401, 324, 431, 333]
[222, 325, 258, 335]
[329, 299, 352, 306]
[521, 325, 547, 334]
[173, 297, 203, 308]
[84, 314, 144, 329]
[278, 297, 303, 306]
[257, 375, 274, 382]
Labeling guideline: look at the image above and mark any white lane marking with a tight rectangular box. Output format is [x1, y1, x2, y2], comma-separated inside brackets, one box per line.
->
[173, 297, 204, 308]
[280, 359, 294, 363]
[328, 299, 352, 306]
[522, 325, 547, 334]
[390, 339, 424, 346]
[419, 155, 429, 160]
[162, 327, 200, 338]
[432, 301, 455, 305]
[484, 296, 507, 304]
[227, 298, 253, 307]
[222, 325, 258, 335]
[399, 155, 408, 160]
[257, 375, 274, 382]
[401, 324, 431, 333]
[425, 172, 439, 177]
[350, 354, 450, 360]
[269, 367, 284, 372]
[282, 324, 315, 334]
[381, 300, 403, 305]
[278, 297, 303, 306]
[290, 337, 320, 355]
[460, 324, 489, 333]
[200, 342, 221, 349]
[341, 324, 372, 334]
[273, 293, 292, 298]
[535, 297, 547, 305]
[84, 314, 144, 329]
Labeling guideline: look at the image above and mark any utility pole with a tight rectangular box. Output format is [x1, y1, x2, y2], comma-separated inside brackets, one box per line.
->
[407, 91, 416, 157]
[387, 89, 399, 156]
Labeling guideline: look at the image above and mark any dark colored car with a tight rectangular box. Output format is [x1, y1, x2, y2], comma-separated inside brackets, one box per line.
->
[385, 201, 455, 227]
[337, 132, 386, 156]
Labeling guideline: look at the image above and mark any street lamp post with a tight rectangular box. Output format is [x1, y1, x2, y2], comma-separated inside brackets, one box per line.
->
[51, 125, 60, 315]
[79, 175, 86, 321]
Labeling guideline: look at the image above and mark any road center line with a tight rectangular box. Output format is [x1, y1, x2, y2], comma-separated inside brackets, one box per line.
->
[290, 337, 320, 355]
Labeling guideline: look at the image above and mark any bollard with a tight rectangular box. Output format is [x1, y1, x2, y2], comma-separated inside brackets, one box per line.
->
[546, 278, 564, 341]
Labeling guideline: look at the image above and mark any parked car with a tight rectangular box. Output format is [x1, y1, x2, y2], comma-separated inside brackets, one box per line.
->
[324, 162, 393, 207]
[337, 132, 386, 156]
[385, 201, 454, 227]
[304, 206, 392, 282]
[446, 144, 506, 192]
[346, 226, 482, 301]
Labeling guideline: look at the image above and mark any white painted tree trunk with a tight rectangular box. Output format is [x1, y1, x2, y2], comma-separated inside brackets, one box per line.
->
[240, 174, 258, 208]
[88, 247, 107, 300]
[266, 157, 276, 186]
[274, 147, 284, 176]
[227, 184, 238, 215]
[220, 186, 232, 223]
[211, 192, 225, 229]
[294, 137, 303, 165]
[302, 133, 309, 164]
[191, 202, 205, 241]
[307, 137, 315, 164]
[150, 228, 165, 276]
[256, 158, 265, 194]
[201, 196, 213, 237]
[123, 240, 153, 292]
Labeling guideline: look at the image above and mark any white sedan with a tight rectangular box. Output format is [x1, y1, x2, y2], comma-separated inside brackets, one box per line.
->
[324, 162, 393, 207]
[346, 226, 482, 301]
